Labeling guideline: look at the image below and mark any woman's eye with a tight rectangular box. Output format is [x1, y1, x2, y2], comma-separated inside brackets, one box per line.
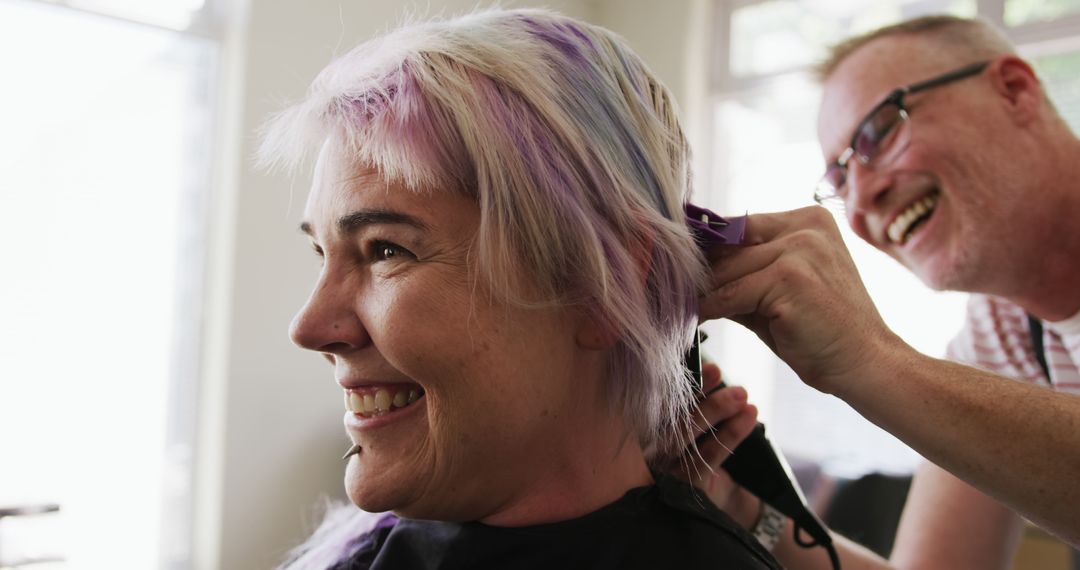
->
[377, 245, 398, 260]
[370, 240, 412, 262]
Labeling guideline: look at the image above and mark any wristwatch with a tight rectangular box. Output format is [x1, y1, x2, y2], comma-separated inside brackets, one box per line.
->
[751, 502, 786, 551]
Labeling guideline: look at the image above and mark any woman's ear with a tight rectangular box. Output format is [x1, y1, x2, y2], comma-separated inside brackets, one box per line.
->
[575, 315, 619, 349]
[576, 218, 654, 350]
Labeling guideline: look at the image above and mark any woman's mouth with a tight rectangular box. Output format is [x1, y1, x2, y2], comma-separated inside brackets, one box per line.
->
[345, 385, 425, 418]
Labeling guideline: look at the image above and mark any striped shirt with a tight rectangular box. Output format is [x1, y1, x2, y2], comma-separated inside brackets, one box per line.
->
[947, 294, 1080, 394]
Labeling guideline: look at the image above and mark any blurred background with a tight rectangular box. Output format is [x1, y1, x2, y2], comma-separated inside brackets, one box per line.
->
[2, 0, 1079, 568]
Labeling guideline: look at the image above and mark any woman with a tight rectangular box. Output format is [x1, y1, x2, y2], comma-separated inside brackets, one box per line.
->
[261, 9, 775, 569]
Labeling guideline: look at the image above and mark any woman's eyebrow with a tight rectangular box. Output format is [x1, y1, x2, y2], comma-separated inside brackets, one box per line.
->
[338, 210, 430, 234]
[298, 209, 430, 237]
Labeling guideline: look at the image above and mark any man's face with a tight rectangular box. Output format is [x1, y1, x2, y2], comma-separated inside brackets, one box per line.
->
[817, 37, 1030, 292]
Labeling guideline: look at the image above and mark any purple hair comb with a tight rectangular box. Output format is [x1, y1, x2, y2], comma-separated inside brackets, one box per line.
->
[684, 203, 746, 248]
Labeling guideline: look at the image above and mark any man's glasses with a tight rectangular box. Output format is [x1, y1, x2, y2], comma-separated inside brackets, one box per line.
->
[814, 61, 990, 208]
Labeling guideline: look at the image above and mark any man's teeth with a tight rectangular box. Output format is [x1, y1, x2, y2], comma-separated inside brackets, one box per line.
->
[346, 388, 422, 417]
[887, 193, 939, 245]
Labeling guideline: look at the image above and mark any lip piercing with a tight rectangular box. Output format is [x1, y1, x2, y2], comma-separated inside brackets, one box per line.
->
[342, 443, 362, 460]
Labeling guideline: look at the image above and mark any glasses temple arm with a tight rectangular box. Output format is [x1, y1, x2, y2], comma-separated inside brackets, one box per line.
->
[906, 60, 991, 95]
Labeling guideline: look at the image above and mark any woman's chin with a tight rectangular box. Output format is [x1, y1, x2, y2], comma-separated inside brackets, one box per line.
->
[346, 488, 409, 516]
[344, 459, 411, 514]
[345, 464, 487, 521]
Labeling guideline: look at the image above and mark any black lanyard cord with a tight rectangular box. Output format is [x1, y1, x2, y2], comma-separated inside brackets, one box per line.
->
[1027, 314, 1050, 383]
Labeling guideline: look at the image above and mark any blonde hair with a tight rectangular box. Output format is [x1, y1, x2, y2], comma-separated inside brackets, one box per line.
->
[261, 9, 708, 461]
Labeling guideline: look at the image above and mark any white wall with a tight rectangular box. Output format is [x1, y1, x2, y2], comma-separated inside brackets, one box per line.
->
[592, 0, 713, 197]
[593, 0, 703, 116]
[200, 1, 704, 568]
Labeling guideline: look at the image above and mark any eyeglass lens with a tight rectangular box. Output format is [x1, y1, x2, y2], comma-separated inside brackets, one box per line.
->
[854, 102, 905, 163]
[817, 60, 989, 206]
[823, 102, 908, 200]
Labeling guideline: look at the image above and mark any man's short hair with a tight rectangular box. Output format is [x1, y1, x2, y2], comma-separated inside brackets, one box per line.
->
[815, 15, 1017, 82]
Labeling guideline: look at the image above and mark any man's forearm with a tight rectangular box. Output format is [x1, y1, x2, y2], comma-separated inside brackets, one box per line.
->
[838, 346, 1080, 545]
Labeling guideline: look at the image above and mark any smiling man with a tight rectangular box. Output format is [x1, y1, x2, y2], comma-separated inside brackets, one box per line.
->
[698, 15, 1080, 570]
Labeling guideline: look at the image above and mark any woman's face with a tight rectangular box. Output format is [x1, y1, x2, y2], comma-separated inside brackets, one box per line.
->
[292, 153, 610, 522]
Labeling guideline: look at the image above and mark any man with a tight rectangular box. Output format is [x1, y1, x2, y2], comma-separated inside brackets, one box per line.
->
[695, 15, 1080, 570]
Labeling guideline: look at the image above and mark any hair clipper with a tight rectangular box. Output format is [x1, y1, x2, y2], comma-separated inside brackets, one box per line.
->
[683, 202, 840, 569]
[687, 330, 840, 569]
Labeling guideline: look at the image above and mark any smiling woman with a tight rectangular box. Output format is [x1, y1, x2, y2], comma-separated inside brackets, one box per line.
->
[259, 8, 779, 569]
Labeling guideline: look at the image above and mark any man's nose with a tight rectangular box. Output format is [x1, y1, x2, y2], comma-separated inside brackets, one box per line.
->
[841, 160, 897, 245]
[845, 159, 893, 214]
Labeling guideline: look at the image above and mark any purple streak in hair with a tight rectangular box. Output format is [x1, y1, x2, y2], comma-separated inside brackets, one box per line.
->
[520, 16, 594, 65]
[508, 15, 675, 220]
[348, 83, 399, 122]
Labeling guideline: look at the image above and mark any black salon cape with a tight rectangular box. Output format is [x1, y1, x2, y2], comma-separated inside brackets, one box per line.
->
[330, 474, 783, 569]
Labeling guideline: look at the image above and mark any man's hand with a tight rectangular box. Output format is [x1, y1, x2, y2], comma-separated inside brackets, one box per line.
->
[700, 207, 905, 397]
[671, 362, 761, 529]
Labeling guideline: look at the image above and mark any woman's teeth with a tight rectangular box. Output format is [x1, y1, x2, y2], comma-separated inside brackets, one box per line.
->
[345, 387, 422, 417]
[887, 192, 939, 245]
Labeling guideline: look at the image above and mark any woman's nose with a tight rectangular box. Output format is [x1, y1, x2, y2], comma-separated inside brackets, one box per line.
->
[289, 274, 370, 356]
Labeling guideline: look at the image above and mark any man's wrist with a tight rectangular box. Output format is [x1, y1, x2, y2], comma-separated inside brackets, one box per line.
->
[829, 330, 912, 404]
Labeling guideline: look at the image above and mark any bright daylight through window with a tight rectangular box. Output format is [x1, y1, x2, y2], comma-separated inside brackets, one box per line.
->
[0, 0, 215, 567]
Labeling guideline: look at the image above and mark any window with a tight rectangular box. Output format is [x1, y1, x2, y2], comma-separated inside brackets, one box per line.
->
[704, 0, 1080, 478]
[0, 0, 217, 567]
[1006, 0, 1080, 26]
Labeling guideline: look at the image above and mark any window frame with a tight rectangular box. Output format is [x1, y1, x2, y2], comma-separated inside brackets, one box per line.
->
[712, 0, 1080, 91]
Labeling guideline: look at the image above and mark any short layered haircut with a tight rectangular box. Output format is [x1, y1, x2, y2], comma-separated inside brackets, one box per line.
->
[260, 9, 708, 461]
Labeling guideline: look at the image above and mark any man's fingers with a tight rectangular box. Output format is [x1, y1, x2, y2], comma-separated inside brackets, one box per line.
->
[699, 260, 786, 323]
[692, 385, 748, 432]
[706, 232, 785, 285]
[701, 361, 723, 393]
[696, 405, 759, 468]
[701, 211, 839, 323]
[699, 231, 802, 323]
[737, 206, 837, 246]
[702, 230, 831, 324]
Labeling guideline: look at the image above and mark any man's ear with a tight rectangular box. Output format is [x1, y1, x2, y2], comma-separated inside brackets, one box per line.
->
[988, 55, 1044, 125]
